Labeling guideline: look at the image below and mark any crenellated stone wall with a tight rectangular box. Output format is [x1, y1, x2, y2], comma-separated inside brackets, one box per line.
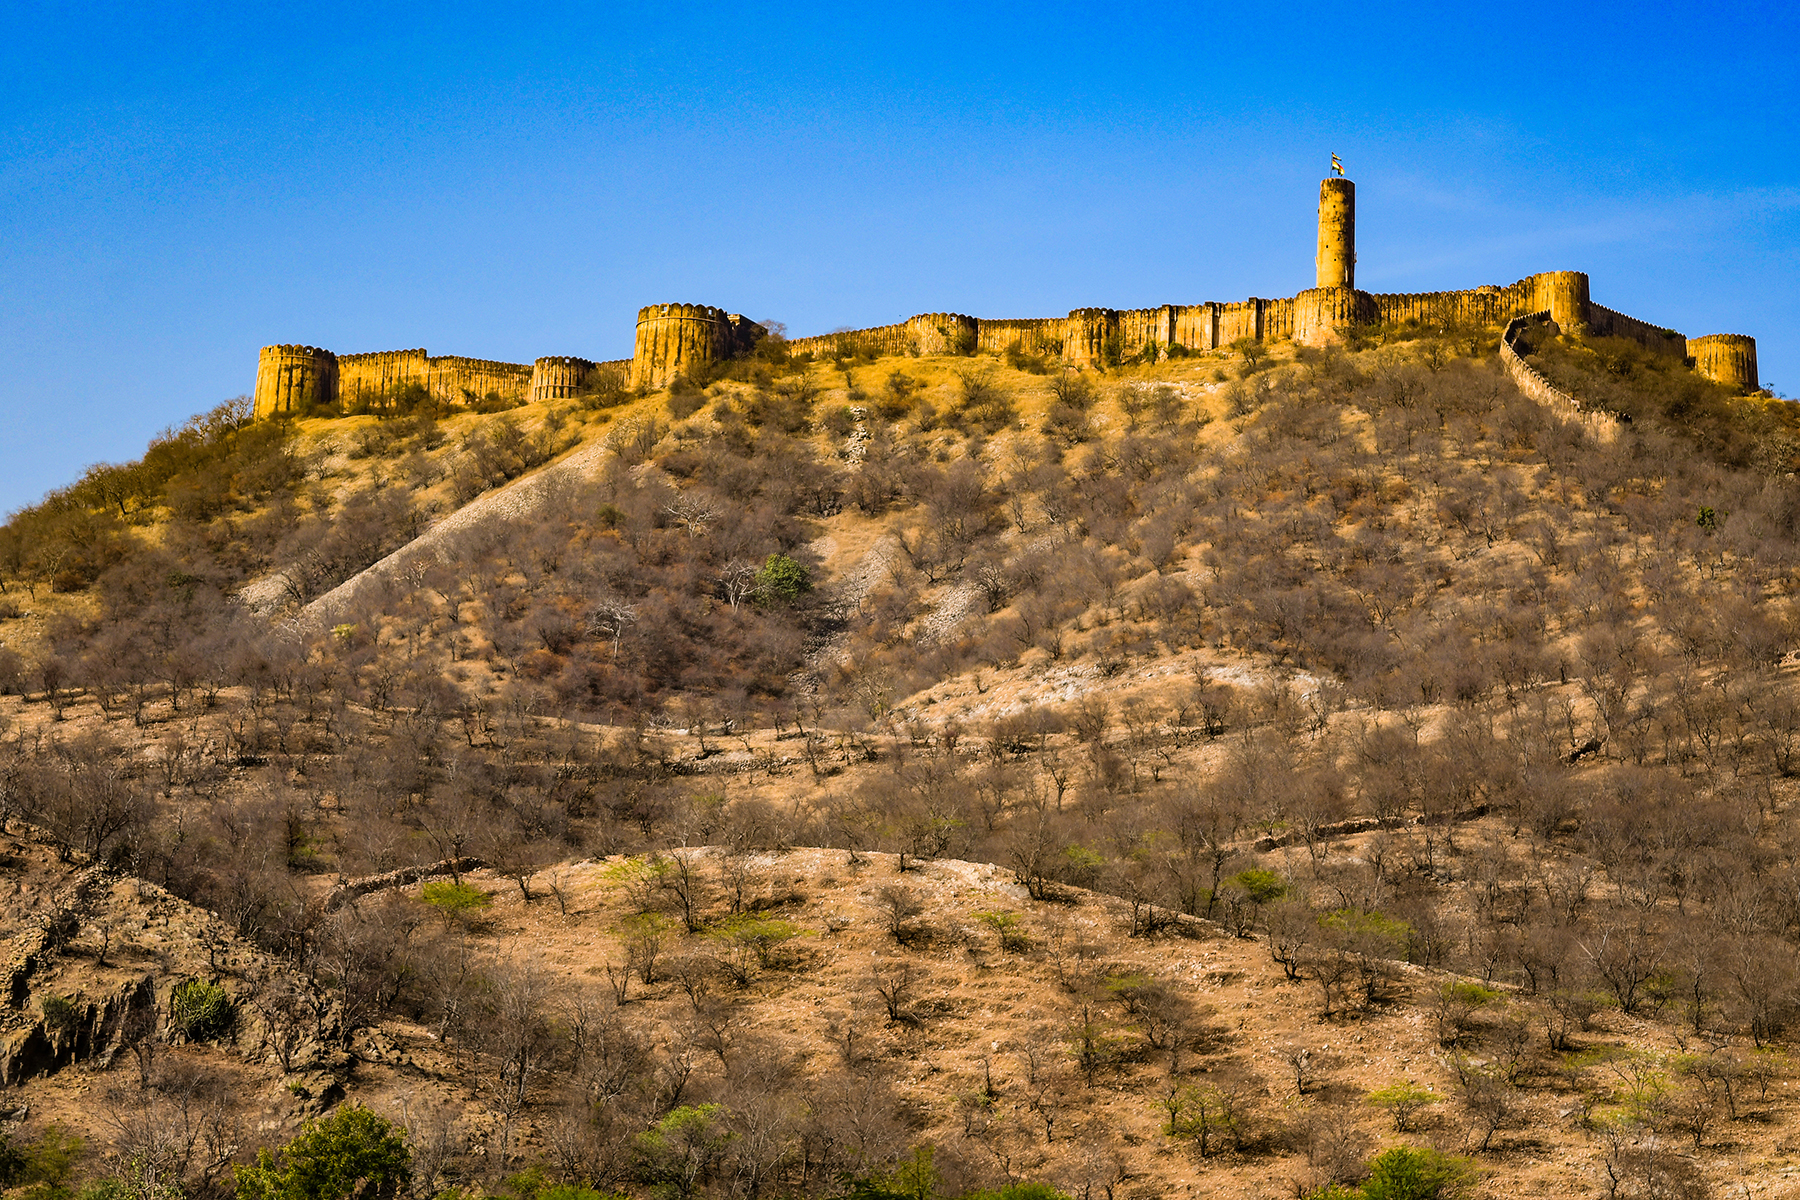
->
[1063, 309, 1119, 368]
[630, 304, 766, 390]
[254, 175, 1766, 420]
[333, 349, 534, 408]
[253, 345, 337, 419]
[1588, 304, 1687, 360]
[976, 318, 1064, 357]
[1687, 334, 1760, 392]
[531, 356, 597, 402]
[786, 320, 918, 359]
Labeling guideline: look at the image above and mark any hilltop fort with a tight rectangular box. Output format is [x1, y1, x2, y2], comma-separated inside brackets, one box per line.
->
[250, 173, 1763, 419]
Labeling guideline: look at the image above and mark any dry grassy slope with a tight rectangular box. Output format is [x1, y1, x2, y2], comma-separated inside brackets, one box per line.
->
[16, 829, 1800, 1199]
[264, 344, 1251, 633]
[282, 848, 1800, 1199]
[0, 821, 343, 1144]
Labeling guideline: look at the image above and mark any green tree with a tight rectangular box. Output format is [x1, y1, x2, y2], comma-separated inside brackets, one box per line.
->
[1365, 1082, 1441, 1132]
[1360, 1147, 1477, 1200]
[633, 1104, 735, 1200]
[0, 1126, 82, 1200]
[235, 1105, 411, 1200]
[755, 554, 812, 607]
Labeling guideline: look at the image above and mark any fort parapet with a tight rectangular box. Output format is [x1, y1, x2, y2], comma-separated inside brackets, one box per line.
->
[253, 172, 1767, 418]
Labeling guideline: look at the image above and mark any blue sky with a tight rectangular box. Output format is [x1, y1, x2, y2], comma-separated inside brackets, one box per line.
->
[3, 2, 1796, 513]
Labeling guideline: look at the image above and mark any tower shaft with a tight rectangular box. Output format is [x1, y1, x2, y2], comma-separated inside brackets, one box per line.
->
[1316, 178, 1355, 290]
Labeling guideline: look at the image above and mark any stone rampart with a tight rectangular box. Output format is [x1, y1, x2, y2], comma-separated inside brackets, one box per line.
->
[976, 318, 1064, 358]
[336, 349, 429, 407]
[1687, 334, 1760, 392]
[1063, 309, 1119, 368]
[431, 355, 534, 402]
[334, 349, 534, 408]
[254, 345, 337, 419]
[1215, 300, 1265, 346]
[906, 313, 979, 357]
[1587, 304, 1688, 360]
[531, 356, 597, 402]
[1368, 281, 1531, 329]
[1172, 304, 1219, 352]
[253, 181, 1758, 420]
[786, 321, 917, 360]
[1497, 312, 1616, 444]
[631, 304, 765, 390]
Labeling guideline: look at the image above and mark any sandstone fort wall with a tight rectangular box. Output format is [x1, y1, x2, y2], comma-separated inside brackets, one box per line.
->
[253, 175, 1765, 418]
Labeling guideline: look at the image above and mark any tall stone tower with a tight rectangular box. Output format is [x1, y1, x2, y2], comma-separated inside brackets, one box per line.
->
[1296, 173, 1364, 346]
[1316, 177, 1355, 290]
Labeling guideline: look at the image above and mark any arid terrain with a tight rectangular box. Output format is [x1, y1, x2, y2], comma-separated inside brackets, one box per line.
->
[5, 324, 1800, 1199]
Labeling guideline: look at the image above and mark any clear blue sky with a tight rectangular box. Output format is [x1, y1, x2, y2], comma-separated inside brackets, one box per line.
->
[3, 2, 1796, 513]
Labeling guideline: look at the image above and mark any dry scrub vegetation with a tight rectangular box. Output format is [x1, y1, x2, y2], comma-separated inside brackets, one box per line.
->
[4, 324, 1800, 1199]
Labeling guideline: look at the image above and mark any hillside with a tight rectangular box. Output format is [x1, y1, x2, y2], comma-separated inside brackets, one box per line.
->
[4, 324, 1800, 1199]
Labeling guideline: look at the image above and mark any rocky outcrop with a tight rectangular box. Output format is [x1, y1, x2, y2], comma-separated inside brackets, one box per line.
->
[0, 974, 155, 1086]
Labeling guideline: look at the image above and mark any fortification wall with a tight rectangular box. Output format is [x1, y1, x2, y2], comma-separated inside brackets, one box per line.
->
[1529, 272, 1591, 334]
[976, 318, 1063, 357]
[1116, 309, 1159, 359]
[1587, 304, 1687, 359]
[1687, 334, 1760, 392]
[254, 345, 338, 419]
[1264, 298, 1294, 342]
[1173, 304, 1218, 352]
[631, 304, 765, 390]
[1500, 313, 1620, 441]
[1369, 282, 1525, 329]
[1215, 300, 1264, 346]
[429, 356, 533, 402]
[786, 321, 917, 360]
[904, 313, 978, 357]
[335, 349, 533, 407]
[336, 349, 428, 406]
[1063, 309, 1118, 368]
[531, 356, 597, 402]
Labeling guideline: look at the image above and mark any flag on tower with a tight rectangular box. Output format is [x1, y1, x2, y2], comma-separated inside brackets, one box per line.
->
[1331, 154, 1344, 176]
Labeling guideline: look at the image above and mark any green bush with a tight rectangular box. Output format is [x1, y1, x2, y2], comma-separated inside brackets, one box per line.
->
[235, 1105, 411, 1200]
[1227, 868, 1287, 904]
[420, 879, 494, 924]
[755, 554, 813, 607]
[169, 979, 234, 1042]
[1361, 1147, 1477, 1200]
[0, 1125, 82, 1200]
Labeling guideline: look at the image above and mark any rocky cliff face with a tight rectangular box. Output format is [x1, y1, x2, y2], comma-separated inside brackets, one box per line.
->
[0, 823, 331, 1091]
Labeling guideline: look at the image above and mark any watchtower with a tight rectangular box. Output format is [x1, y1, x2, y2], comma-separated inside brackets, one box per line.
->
[1316, 177, 1355, 291]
